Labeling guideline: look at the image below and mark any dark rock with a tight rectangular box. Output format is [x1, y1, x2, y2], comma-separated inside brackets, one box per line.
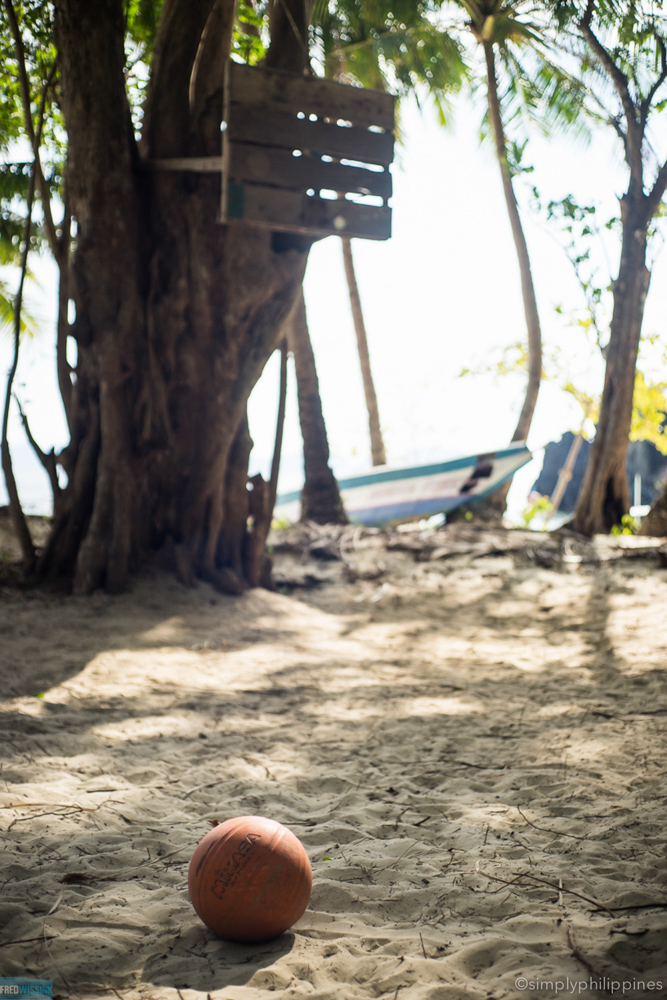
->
[532, 432, 667, 513]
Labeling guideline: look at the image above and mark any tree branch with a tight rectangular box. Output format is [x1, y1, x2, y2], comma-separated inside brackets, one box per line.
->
[0, 11, 60, 569]
[55, 0, 137, 196]
[55, 203, 73, 430]
[578, 0, 595, 30]
[54, 0, 141, 304]
[188, 0, 239, 154]
[269, 337, 288, 512]
[458, 0, 483, 24]
[643, 155, 667, 226]
[640, 35, 667, 130]
[1, 162, 37, 570]
[14, 395, 62, 508]
[2, 0, 59, 255]
[266, 0, 311, 72]
[608, 114, 627, 150]
[578, 13, 643, 186]
[141, 0, 221, 157]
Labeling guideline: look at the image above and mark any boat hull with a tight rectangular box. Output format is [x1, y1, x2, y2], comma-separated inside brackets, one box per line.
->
[275, 444, 532, 527]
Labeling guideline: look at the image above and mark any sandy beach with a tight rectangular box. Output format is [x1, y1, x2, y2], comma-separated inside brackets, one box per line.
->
[1, 522, 667, 999]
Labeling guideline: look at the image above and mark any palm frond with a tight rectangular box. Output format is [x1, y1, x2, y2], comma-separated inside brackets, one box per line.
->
[0, 279, 39, 341]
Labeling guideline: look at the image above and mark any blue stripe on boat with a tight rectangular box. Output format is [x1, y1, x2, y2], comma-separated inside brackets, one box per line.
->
[346, 464, 529, 526]
[277, 444, 529, 507]
[275, 444, 532, 526]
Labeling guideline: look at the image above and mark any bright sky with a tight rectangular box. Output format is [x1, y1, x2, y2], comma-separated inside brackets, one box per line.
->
[2, 93, 666, 517]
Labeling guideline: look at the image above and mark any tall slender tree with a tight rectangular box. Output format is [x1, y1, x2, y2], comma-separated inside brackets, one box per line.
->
[288, 288, 348, 523]
[433, 0, 593, 517]
[316, 1, 579, 509]
[444, 0, 588, 517]
[448, 2, 549, 515]
[560, 0, 667, 535]
[313, 0, 468, 467]
[468, 2, 543, 452]
[341, 236, 386, 466]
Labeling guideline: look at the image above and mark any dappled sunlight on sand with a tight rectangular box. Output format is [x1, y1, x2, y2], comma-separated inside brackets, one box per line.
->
[2, 528, 667, 998]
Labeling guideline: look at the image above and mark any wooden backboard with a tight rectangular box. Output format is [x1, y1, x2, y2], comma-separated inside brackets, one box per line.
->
[222, 62, 395, 240]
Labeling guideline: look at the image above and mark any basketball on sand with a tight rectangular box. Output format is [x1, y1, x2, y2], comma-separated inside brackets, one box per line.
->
[188, 815, 313, 943]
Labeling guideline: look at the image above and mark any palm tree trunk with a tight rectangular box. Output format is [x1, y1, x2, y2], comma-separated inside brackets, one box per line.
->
[471, 39, 542, 520]
[288, 287, 347, 524]
[483, 40, 542, 447]
[341, 237, 387, 467]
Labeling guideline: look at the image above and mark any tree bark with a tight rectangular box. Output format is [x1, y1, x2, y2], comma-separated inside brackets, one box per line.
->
[640, 481, 667, 537]
[572, 197, 651, 535]
[342, 236, 386, 467]
[571, 10, 667, 536]
[288, 287, 347, 524]
[452, 39, 543, 524]
[480, 39, 541, 530]
[482, 41, 542, 450]
[38, 0, 311, 593]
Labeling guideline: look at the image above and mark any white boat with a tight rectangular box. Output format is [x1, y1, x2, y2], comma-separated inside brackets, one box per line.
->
[275, 442, 532, 527]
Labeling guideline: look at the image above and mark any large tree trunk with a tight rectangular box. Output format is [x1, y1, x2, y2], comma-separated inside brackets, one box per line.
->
[40, 0, 310, 593]
[572, 197, 650, 535]
[288, 288, 347, 524]
[341, 236, 386, 467]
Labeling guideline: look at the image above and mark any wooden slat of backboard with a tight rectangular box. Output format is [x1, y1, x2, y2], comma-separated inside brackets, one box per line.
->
[227, 61, 395, 132]
[224, 182, 391, 240]
[226, 142, 392, 200]
[304, 195, 391, 240]
[224, 182, 302, 228]
[225, 108, 394, 166]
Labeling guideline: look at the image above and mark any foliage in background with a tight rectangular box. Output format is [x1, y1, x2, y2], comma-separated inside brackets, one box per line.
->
[438, 1, 589, 146]
[124, 0, 163, 59]
[0, 279, 38, 339]
[519, 491, 552, 528]
[534, 185, 667, 455]
[232, 0, 269, 65]
[631, 369, 667, 455]
[312, 0, 468, 115]
[0, 1, 63, 267]
[0, 4, 58, 347]
[2, 0, 666, 544]
[548, 1, 667, 530]
[610, 514, 636, 537]
[459, 333, 667, 452]
[0, 1, 59, 145]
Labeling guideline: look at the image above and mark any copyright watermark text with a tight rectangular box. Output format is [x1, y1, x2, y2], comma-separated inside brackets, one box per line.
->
[515, 977, 663, 995]
[0, 981, 53, 999]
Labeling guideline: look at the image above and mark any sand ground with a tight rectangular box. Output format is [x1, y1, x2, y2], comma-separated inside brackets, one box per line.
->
[1, 523, 667, 1000]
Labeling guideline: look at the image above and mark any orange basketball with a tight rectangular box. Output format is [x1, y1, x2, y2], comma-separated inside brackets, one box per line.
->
[188, 815, 312, 943]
